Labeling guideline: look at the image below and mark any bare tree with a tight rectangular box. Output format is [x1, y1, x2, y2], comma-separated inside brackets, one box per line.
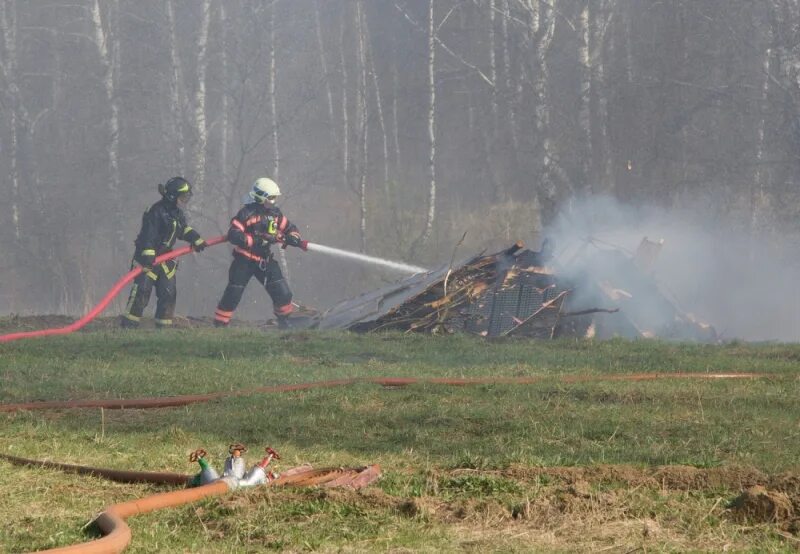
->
[315, 0, 336, 145]
[219, 1, 229, 190]
[338, 8, 351, 188]
[90, 0, 124, 254]
[0, 0, 22, 241]
[267, 1, 279, 179]
[356, 0, 368, 252]
[412, 0, 437, 253]
[166, 0, 186, 175]
[365, 10, 390, 190]
[192, 0, 212, 199]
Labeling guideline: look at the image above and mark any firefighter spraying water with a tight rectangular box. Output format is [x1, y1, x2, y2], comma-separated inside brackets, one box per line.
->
[0, 177, 428, 342]
[212, 177, 428, 329]
[213, 177, 306, 329]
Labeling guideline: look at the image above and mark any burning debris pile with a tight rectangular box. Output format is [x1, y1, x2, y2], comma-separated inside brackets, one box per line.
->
[315, 238, 716, 342]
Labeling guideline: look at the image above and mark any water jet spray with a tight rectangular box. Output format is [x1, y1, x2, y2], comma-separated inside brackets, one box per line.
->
[304, 242, 427, 274]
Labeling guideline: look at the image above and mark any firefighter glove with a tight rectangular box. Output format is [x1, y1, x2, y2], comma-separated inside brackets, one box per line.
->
[284, 232, 308, 251]
[192, 239, 208, 252]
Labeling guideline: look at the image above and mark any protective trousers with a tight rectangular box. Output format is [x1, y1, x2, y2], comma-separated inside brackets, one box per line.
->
[214, 255, 293, 327]
[122, 259, 178, 327]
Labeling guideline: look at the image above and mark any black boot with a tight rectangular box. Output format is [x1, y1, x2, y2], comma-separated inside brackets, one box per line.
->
[119, 315, 140, 329]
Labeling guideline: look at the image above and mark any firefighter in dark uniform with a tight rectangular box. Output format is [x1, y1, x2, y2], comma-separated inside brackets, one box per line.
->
[121, 177, 208, 328]
[214, 177, 307, 329]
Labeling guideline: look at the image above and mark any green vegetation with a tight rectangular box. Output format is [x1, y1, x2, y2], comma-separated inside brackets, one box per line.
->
[1, 330, 799, 552]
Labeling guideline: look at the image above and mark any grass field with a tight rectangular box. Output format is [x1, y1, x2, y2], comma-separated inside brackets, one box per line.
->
[1, 327, 799, 552]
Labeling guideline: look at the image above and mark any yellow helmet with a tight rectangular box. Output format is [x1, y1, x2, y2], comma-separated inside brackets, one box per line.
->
[249, 177, 281, 204]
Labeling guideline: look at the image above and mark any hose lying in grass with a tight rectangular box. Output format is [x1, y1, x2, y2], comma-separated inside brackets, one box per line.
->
[0, 453, 190, 485]
[0, 452, 379, 554]
[0, 373, 767, 413]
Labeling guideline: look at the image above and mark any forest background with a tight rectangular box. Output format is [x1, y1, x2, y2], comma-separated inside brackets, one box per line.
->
[1, 0, 798, 339]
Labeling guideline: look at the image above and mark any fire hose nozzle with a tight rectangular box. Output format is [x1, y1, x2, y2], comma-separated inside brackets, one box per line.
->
[188, 448, 220, 487]
[239, 447, 281, 487]
[223, 443, 248, 480]
[261, 446, 281, 465]
[280, 238, 309, 251]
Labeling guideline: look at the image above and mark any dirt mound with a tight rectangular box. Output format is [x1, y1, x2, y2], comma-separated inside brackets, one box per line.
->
[728, 485, 794, 523]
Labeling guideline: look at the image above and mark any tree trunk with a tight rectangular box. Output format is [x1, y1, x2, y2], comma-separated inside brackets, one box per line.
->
[356, 0, 368, 253]
[530, 0, 565, 217]
[166, 0, 186, 175]
[489, 0, 498, 122]
[193, 0, 212, 199]
[501, 0, 518, 155]
[91, 0, 125, 255]
[315, 0, 336, 145]
[339, 10, 351, 189]
[578, 1, 591, 191]
[412, 0, 437, 253]
[590, 0, 611, 191]
[390, 34, 401, 178]
[220, 2, 229, 195]
[751, 43, 774, 258]
[267, 0, 279, 179]
[0, 0, 20, 241]
[365, 10, 389, 190]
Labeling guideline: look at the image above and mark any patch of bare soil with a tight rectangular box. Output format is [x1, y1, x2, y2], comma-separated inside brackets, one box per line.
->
[501, 463, 776, 491]
[728, 485, 794, 524]
[195, 465, 800, 551]
[411, 466, 800, 550]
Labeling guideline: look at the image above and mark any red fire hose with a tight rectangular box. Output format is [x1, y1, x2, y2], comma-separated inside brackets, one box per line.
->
[0, 236, 227, 344]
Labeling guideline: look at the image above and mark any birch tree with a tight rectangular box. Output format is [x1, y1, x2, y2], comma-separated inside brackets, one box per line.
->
[365, 12, 390, 189]
[166, 0, 186, 175]
[356, 0, 368, 252]
[90, 0, 124, 253]
[192, 0, 212, 200]
[521, 0, 563, 213]
[412, 0, 437, 253]
[315, 0, 336, 145]
[338, 9, 351, 188]
[0, 0, 22, 241]
[219, 1, 229, 193]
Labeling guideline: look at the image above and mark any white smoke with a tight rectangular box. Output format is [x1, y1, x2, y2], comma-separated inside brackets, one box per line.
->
[541, 195, 800, 342]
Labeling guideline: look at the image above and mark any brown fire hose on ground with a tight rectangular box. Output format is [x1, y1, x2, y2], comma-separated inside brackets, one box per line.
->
[0, 452, 379, 554]
[0, 453, 189, 485]
[0, 372, 767, 414]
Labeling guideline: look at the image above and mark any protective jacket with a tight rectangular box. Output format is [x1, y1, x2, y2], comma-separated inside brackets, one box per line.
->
[134, 198, 203, 264]
[123, 198, 204, 328]
[227, 202, 298, 262]
[214, 202, 302, 328]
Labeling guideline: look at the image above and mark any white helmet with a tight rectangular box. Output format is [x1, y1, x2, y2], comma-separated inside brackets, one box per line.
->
[249, 177, 281, 204]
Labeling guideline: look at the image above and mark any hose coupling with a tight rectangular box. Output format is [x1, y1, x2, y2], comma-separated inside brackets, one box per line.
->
[188, 448, 220, 487]
[223, 443, 248, 480]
